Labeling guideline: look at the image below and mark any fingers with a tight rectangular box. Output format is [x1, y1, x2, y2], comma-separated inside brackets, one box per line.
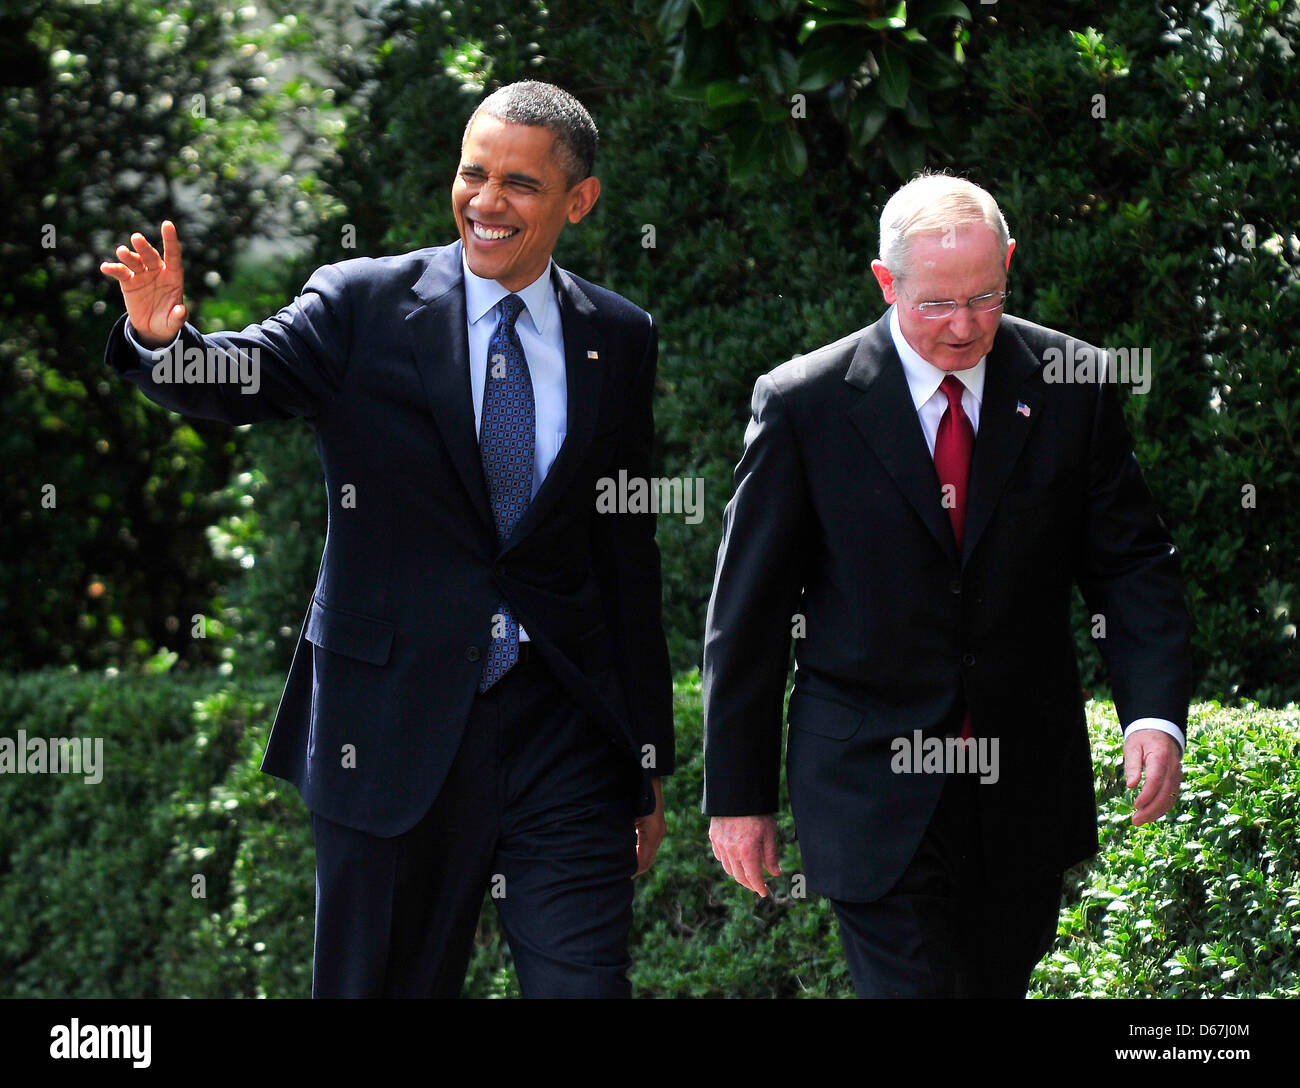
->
[1123, 734, 1143, 789]
[1132, 760, 1181, 825]
[763, 829, 782, 878]
[99, 261, 133, 283]
[1125, 731, 1183, 826]
[709, 816, 779, 897]
[161, 219, 182, 267]
[131, 230, 162, 270]
[733, 845, 768, 898]
[113, 244, 147, 275]
[633, 814, 666, 876]
[101, 223, 180, 282]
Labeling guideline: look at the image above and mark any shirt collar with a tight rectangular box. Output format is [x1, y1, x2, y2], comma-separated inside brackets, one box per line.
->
[888, 303, 987, 412]
[461, 252, 558, 336]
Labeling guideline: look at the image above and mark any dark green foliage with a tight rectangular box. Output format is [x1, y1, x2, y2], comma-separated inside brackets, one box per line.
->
[0, 0, 341, 671]
[2, 668, 1295, 997]
[650, 0, 975, 181]
[1037, 701, 1300, 997]
[0, 667, 292, 997]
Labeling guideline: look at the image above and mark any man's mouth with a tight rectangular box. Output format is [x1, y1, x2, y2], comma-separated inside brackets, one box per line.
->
[471, 221, 519, 242]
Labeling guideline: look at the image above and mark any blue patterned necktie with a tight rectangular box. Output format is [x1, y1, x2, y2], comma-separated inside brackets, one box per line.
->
[477, 293, 534, 691]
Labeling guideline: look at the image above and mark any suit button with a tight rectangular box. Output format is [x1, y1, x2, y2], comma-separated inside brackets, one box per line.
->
[962, 652, 976, 667]
[949, 579, 962, 595]
[493, 564, 505, 577]
[466, 646, 481, 662]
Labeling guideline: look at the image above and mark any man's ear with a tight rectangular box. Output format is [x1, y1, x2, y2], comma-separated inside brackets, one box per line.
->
[567, 176, 601, 224]
[871, 259, 898, 304]
[1005, 238, 1016, 272]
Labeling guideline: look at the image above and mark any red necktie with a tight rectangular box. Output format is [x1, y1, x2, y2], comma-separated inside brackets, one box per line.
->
[934, 375, 974, 549]
[933, 375, 975, 739]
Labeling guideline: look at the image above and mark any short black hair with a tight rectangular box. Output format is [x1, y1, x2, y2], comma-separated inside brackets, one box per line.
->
[463, 81, 597, 187]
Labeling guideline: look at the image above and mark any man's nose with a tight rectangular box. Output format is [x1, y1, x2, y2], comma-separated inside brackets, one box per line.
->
[948, 304, 976, 337]
[472, 180, 508, 212]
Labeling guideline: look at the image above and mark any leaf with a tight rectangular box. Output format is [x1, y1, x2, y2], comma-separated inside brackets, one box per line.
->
[876, 48, 911, 108]
[693, 0, 731, 30]
[848, 91, 890, 146]
[867, 2, 909, 31]
[705, 79, 757, 107]
[656, 0, 694, 39]
[728, 122, 770, 183]
[774, 124, 808, 176]
[914, 0, 972, 23]
[749, 0, 792, 21]
[884, 133, 926, 180]
[802, 0, 871, 13]
[904, 87, 933, 128]
[797, 39, 867, 90]
[909, 40, 964, 90]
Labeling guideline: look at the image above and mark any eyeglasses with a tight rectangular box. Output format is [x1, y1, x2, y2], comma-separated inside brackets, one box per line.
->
[907, 289, 1009, 320]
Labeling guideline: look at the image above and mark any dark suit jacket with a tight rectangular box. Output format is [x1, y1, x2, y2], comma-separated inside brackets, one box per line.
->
[701, 310, 1191, 901]
[105, 241, 674, 835]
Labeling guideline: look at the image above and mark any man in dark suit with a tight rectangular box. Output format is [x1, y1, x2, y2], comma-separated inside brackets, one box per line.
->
[702, 174, 1191, 997]
[100, 81, 674, 998]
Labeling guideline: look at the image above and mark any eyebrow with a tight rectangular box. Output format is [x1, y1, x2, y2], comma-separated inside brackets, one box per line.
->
[917, 287, 1003, 302]
[459, 162, 544, 187]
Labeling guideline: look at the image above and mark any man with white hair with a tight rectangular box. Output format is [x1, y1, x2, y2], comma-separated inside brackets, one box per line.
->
[702, 173, 1191, 996]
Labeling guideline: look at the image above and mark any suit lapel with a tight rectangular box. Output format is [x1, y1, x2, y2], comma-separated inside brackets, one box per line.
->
[962, 319, 1043, 565]
[405, 242, 495, 532]
[498, 263, 606, 551]
[845, 316, 958, 563]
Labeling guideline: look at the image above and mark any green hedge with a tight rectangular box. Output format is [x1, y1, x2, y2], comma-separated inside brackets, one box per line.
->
[2, 666, 1295, 997]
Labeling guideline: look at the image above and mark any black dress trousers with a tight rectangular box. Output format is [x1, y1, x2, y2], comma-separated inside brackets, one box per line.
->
[310, 648, 640, 998]
[830, 770, 1063, 998]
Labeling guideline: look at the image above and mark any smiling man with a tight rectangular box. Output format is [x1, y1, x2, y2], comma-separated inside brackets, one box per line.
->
[100, 81, 674, 998]
[702, 173, 1191, 997]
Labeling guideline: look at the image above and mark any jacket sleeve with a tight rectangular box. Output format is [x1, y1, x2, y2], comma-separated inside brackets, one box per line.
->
[103, 261, 355, 424]
[702, 372, 811, 815]
[1077, 374, 1193, 732]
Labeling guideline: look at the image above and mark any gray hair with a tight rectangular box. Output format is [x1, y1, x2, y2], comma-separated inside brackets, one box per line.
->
[879, 173, 1010, 281]
[464, 80, 597, 187]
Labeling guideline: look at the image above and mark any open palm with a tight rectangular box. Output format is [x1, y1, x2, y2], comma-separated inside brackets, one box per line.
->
[99, 220, 187, 348]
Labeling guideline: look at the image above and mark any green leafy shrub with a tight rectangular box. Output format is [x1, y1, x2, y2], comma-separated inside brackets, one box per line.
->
[2, 666, 1295, 997]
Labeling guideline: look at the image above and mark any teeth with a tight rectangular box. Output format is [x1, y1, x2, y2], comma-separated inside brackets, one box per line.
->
[473, 222, 517, 241]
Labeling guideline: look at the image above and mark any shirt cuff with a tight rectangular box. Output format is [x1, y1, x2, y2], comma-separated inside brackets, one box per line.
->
[1123, 717, 1185, 753]
[124, 321, 180, 359]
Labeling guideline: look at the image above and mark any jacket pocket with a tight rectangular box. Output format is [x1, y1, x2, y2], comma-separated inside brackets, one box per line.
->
[305, 597, 395, 666]
[786, 689, 866, 741]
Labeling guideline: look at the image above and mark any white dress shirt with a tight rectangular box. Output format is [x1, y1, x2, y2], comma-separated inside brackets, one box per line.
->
[462, 254, 567, 501]
[460, 254, 569, 641]
[887, 305, 1184, 751]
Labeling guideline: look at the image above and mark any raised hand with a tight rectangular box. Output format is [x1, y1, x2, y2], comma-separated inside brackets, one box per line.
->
[99, 220, 187, 349]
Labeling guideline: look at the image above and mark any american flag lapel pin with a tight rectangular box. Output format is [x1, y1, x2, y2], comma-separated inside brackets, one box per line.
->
[587, 349, 599, 360]
[1015, 401, 1032, 418]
